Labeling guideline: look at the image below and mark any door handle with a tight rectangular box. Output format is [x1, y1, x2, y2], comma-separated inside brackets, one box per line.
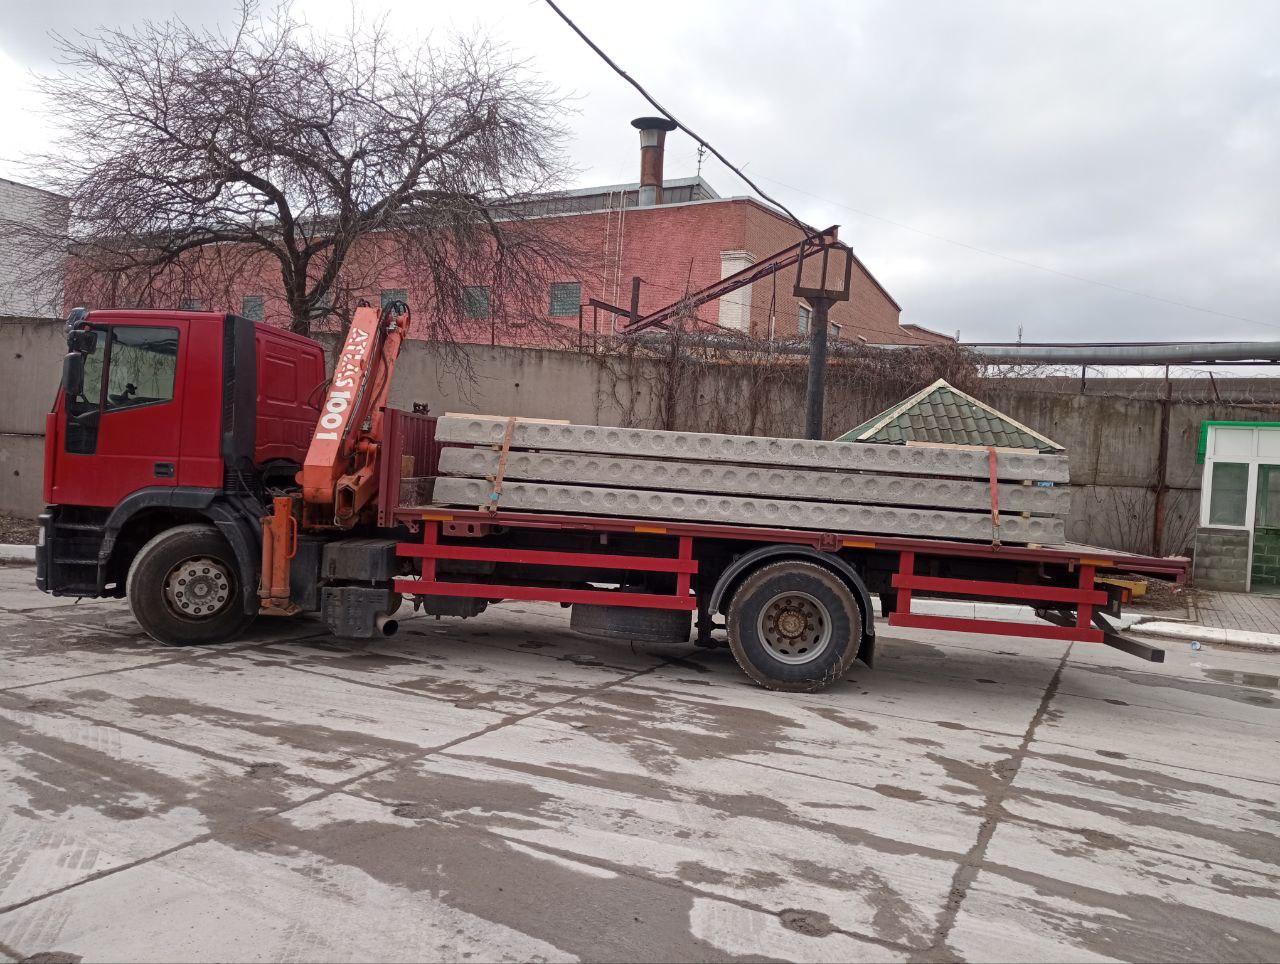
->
[153, 462, 175, 478]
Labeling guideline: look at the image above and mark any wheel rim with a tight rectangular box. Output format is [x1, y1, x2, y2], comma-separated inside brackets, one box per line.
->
[756, 590, 833, 664]
[163, 556, 233, 620]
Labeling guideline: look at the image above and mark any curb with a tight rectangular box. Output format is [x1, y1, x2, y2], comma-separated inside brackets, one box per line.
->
[0, 544, 35, 563]
[1131, 619, 1280, 653]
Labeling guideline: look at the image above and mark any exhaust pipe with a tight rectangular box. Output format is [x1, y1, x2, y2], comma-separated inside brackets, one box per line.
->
[375, 613, 399, 637]
[632, 116, 677, 206]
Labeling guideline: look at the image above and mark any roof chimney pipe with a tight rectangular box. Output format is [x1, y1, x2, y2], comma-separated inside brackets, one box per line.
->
[631, 116, 677, 206]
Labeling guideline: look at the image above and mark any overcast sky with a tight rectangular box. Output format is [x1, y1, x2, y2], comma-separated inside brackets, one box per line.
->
[1, 0, 1277, 345]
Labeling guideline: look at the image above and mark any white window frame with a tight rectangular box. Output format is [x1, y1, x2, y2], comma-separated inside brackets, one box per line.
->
[1199, 427, 1271, 530]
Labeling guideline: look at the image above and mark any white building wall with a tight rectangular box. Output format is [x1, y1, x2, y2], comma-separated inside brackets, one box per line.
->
[717, 250, 755, 333]
[0, 177, 69, 317]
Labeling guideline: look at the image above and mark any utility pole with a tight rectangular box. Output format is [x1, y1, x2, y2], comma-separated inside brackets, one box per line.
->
[804, 297, 834, 439]
[794, 233, 852, 441]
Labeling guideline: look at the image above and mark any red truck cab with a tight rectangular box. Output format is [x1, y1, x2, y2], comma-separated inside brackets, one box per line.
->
[38, 309, 324, 608]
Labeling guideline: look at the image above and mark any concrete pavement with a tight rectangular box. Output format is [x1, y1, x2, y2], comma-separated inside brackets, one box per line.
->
[1, 561, 1278, 962]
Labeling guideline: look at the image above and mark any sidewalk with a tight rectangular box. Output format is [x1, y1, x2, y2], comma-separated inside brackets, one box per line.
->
[1133, 589, 1280, 652]
[1191, 590, 1280, 635]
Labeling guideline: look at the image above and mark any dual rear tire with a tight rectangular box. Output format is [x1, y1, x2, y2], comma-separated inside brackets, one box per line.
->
[726, 561, 865, 692]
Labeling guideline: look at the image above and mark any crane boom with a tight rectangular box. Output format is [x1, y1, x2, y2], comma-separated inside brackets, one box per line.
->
[260, 301, 411, 614]
[298, 301, 411, 525]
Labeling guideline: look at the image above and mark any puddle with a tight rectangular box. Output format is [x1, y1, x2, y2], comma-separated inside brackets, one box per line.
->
[1202, 669, 1280, 690]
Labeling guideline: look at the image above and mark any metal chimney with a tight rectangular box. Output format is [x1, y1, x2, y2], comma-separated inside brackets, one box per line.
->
[631, 116, 677, 206]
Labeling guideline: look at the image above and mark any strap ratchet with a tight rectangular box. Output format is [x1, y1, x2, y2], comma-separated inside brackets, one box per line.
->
[987, 446, 1001, 546]
[482, 416, 518, 513]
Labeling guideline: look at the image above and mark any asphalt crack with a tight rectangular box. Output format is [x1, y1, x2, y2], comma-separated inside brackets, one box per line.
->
[918, 642, 1074, 962]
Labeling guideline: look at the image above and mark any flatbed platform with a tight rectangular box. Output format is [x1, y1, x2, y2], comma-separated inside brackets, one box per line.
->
[393, 504, 1189, 581]
[380, 410, 1188, 679]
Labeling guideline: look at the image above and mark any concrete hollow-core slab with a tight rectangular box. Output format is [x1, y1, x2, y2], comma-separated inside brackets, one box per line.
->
[435, 417, 1070, 484]
[432, 477, 1066, 544]
[439, 448, 1070, 517]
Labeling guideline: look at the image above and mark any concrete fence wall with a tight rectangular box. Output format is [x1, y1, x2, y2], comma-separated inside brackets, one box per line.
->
[0, 317, 71, 516]
[6, 316, 1279, 557]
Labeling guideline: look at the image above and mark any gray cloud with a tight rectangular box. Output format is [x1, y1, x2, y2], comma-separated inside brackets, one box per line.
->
[3, 0, 1277, 344]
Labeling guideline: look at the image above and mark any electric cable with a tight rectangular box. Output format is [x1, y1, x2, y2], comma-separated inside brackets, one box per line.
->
[542, 0, 814, 239]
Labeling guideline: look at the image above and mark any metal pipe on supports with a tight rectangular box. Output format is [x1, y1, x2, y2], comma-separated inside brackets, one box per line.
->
[969, 341, 1280, 365]
[629, 333, 1280, 368]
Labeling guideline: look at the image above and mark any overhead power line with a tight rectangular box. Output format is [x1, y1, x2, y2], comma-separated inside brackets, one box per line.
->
[542, 0, 813, 238]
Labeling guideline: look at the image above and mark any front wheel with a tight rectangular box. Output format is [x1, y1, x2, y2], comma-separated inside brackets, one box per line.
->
[126, 524, 255, 645]
[726, 560, 863, 691]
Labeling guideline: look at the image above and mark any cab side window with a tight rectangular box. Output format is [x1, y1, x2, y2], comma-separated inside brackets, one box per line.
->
[67, 329, 104, 419]
[104, 326, 178, 411]
[64, 328, 104, 454]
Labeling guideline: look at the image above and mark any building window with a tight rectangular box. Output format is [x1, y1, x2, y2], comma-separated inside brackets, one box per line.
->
[241, 295, 264, 322]
[1208, 462, 1248, 526]
[463, 285, 490, 319]
[1257, 466, 1280, 528]
[179, 296, 203, 311]
[380, 288, 407, 311]
[308, 290, 333, 320]
[830, 322, 842, 340]
[797, 305, 811, 335]
[549, 281, 580, 317]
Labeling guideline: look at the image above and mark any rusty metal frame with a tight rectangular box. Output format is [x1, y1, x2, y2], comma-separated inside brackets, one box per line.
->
[793, 229, 853, 303]
[621, 226, 847, 335]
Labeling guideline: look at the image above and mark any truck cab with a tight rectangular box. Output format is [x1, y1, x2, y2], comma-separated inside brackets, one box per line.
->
[38, 309, 325, 616]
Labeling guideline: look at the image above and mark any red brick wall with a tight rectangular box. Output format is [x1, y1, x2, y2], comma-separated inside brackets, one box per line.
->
[510, 198, 948, 346]
[521, 200, 747, 343]
[65, 194, 948, 347]
[514, 198, 950, 346]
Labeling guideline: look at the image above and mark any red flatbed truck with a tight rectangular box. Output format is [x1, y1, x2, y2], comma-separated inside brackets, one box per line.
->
[38, 307, 1188, 691]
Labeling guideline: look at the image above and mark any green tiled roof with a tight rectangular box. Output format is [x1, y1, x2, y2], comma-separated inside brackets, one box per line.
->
[836, 379, 1064, 452]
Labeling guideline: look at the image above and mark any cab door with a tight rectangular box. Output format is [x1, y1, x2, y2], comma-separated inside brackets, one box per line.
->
[50, 321, 185, 508]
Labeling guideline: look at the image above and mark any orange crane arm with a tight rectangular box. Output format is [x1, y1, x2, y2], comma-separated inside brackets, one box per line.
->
[297, 301, 411, 525]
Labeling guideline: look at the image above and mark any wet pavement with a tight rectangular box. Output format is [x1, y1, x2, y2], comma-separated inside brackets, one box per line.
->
[1, 561, 1278, 963]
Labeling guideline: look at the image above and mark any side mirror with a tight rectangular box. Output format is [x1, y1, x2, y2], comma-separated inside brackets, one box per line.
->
[62, 352, 85, 398]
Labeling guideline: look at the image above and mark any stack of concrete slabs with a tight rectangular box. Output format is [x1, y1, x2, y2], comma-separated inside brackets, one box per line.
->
[430, 415, 1070, 544]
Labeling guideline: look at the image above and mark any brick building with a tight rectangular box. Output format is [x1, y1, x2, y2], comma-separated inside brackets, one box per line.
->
[63, 120, 948, 348]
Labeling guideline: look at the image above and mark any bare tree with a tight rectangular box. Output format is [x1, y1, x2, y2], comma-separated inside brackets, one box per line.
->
[9, 2, 580, 338]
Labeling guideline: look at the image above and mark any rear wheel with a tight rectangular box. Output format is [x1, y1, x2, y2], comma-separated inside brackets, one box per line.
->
[726, 560, 863, 691]
[126, 524, 255, 645]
